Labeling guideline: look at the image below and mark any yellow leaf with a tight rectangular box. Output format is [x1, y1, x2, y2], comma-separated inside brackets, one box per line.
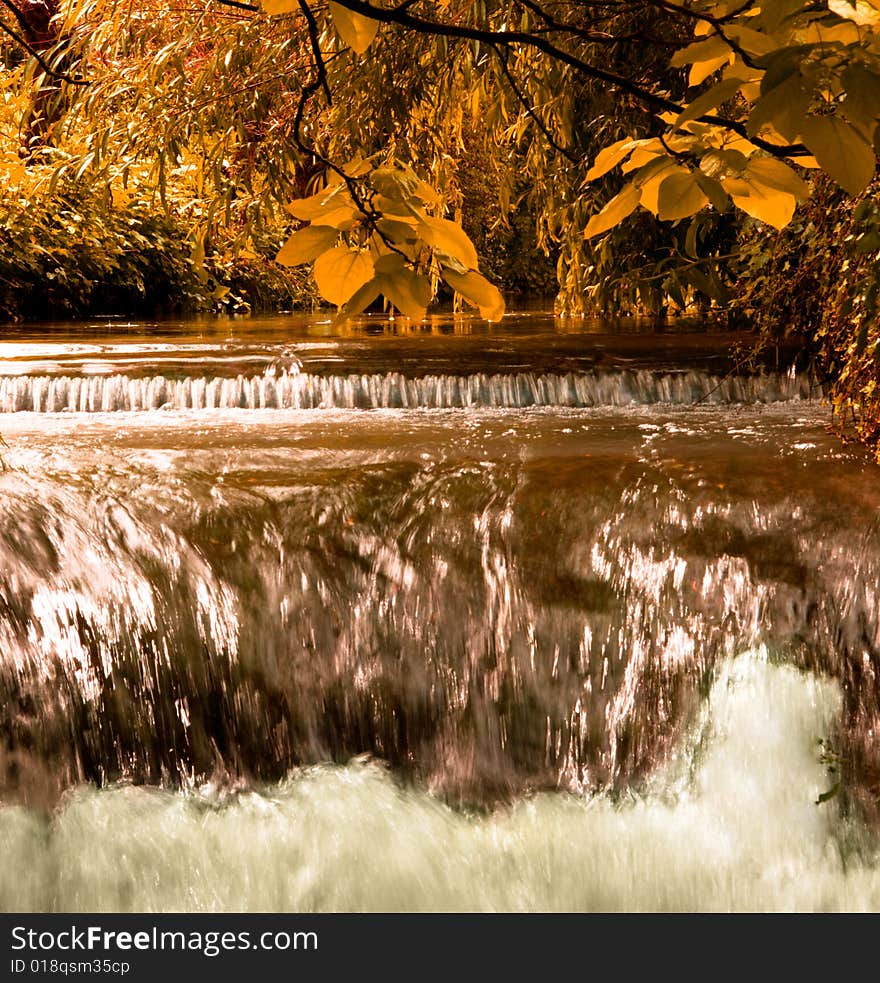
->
[328, 1, 380, 54]
[671, 36, 734, 68]
[727, 25, 778, 57]
[276, 226, 338, 267]
[585, 138, 638, 181]
[744, 157, 810, 199]
[418, 216, 479, 269]
[636, 160, 681, 214]
[621, 145, 664, 173]
[722, 175, 796, 228]
[313, 247, 375, 306]
[441, 269, 505, 321]
[800, 115, 876, 195]
[657, 170, 710, 220]
[332, 277, 382, 327]
[829, 0, 880, 25]
[377, 267, 432, 321]
[584, 183, 642, 238]
[690, 53, 732, 87]
[674, 77, 743, 130]
[262, 0, 297, 13]
[286, 185, 349, 221]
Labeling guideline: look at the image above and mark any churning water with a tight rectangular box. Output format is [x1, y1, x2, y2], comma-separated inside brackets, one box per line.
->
[0, 313, 878, 912]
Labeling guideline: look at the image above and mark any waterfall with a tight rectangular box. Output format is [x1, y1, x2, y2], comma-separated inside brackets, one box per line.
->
[0, 368, 817, 413]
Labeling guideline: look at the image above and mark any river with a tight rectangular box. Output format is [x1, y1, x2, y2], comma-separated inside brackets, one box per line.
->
[1, 311, 879, 911]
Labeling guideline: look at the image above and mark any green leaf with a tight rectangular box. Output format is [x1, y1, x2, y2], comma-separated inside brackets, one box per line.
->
[374, 252, 407, 275]
[855, 230, 880, 254]
[815, 782, 840, 805]
[328, 1, 379, 54]
[657, 170, 710, 221]
[441, 269, 505, 321]
[584, 183, 642, 238]
[800, 115, 876, 195]
[313, 247, 375, 306]
[276, 226, 337, 267]
[418, 216, 479, 269]
[758, 0, 805, 32]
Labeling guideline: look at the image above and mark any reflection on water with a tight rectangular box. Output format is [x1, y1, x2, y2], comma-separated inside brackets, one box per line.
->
[0, 313, 877, 911]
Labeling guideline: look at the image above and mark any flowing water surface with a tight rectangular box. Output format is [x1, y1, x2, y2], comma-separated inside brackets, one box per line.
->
[1, 312, 879, 911]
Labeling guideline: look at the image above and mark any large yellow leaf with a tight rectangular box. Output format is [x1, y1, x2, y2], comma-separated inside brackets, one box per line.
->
[286, 185, 350, 221]
[747, 74, 810, 141]
[332, 277, 382, 327]
[671, 36, 734, 68]
[585, 139, 638, 181]
[722, 175, 796, 228]
[636, 160, 681, 214]
[584, 183, 641, 237]
[800, 115, 876, 195]
[693, 170, 730, 212]
[657, 170, 710, 221]
[275, 226, 337, 267]
[690, 53, 732, 87]
[621, 144, 664, 173]
[674, 77, 743, 130]
[377, 267, 432, 321]
[727, 25, 779, 57]
[262, 0, 297, 14]
[441, 269, 505, 321]
[328, 1, 380, 54]
[744, 157, 810, 198]
[418, 216, 479, 270]
[313, 247, 375, 306]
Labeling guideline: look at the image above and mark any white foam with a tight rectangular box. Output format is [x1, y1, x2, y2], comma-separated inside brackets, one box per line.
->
[2, 651, 877, 912]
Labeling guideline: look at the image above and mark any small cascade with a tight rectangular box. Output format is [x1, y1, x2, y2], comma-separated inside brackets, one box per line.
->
[0, 367, 817, 413]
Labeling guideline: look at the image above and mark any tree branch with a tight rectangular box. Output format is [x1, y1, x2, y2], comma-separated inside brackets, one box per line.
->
[324, 0, 809, 157]
[491, 43, 580, 164]
[0, 19, 88, 86]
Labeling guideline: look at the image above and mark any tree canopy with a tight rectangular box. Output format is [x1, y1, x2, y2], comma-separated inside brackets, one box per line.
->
[1, 0, 879, 322]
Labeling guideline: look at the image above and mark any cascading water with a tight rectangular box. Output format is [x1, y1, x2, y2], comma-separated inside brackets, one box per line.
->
[0, 367, 813, 412]
[0, 314, 878, 912]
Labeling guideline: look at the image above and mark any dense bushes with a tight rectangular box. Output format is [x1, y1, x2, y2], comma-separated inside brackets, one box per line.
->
[0, 183, 317, 321]
[735, 177, 880, 460]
